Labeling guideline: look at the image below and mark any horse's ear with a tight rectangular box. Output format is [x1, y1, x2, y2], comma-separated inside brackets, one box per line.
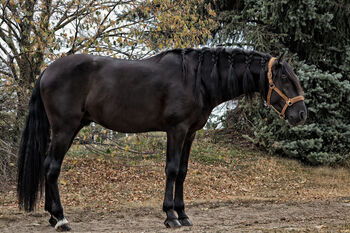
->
[277, 52, 285, 64]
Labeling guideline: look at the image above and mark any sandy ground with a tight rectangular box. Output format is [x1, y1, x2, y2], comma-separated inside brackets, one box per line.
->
[1, 198, 350, 232]
[2, 140, 350, 232]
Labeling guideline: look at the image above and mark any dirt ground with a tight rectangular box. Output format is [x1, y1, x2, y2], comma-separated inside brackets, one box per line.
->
[1, 198, 350, 232]
[2, 140, 350, 232]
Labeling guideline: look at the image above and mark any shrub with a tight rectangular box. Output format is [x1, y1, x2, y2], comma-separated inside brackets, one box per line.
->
[0, 111, 18, 185]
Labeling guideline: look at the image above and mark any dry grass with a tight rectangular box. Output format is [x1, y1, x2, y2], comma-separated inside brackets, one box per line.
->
[0, 135, 350, 211]
[2, 134, 350, 213]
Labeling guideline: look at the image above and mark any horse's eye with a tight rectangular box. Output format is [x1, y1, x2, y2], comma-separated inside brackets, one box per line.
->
[281, 75, 289, 83]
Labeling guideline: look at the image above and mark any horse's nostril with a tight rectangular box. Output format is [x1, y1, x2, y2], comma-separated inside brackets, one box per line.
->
[299, 111, 305, 120]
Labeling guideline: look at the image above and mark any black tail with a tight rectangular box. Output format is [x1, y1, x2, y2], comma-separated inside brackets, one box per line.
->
[17, 72, 50, 211]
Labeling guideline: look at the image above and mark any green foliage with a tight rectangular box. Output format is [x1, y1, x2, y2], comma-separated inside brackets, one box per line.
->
[228, 63, 350, 165]
[214, 0, 350, 76]
[213, 0, 350, 165]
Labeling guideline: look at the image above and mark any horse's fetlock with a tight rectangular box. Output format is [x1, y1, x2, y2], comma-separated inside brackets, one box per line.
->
[174, 203, 184, 212]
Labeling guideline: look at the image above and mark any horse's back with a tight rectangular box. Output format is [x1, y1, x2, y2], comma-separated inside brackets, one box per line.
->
[40, 54, 198, 133]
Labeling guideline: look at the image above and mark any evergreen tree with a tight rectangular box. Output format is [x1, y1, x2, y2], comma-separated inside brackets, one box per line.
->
[213, 0, 350, 77]
[213, 0, 350, 164]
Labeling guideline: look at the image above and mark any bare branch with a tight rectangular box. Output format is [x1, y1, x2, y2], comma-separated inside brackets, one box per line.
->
[0, 28, 19, 61]
[0, 10, 21, 42]
[0, 69, 11, 77]
[66, 5, 82, 55]
[53, 1, 97, 31]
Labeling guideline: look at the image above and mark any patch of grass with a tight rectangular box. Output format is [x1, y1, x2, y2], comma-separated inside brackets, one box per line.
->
[68, 132, 237, 166]
[67, 145, 92, 158]
[67, 131, 285, 168]
[191, 141, 228, 165]
[67, 134, 167, 166]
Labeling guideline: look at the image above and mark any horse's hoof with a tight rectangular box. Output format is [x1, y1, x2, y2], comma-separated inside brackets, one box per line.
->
[164, 218, 182, 228]
[55, 218, 71, 232]
[49, 216, 57, 227]
[179, 217, 193, 226]
[56, 224, 71, 232]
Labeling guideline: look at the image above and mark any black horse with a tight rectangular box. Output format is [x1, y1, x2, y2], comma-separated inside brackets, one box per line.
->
[17, 48, 306, 231]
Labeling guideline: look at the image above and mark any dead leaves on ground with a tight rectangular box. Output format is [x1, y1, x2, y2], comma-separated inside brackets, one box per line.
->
[57, 143, 350, 211]
[2, 140, 350, 212]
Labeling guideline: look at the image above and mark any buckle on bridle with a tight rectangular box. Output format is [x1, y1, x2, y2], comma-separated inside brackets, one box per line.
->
[287, 99, 292, 106]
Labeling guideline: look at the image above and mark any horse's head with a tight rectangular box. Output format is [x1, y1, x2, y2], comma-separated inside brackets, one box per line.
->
[266, 55, 307, 126]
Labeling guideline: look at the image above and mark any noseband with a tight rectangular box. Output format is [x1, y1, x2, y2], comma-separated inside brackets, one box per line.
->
[267, 57, 304, 119]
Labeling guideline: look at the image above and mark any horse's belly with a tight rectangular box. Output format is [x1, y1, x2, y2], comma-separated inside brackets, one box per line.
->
[105, 111, 163, 133]
[87, 99, 166, 133]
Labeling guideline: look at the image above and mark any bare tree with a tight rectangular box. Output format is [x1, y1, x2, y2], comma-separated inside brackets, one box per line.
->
[0, 0, 217, 180]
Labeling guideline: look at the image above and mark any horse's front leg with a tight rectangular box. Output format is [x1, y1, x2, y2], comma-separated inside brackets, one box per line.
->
[163, 125, 187, 228]
[174, 132, 196, 226]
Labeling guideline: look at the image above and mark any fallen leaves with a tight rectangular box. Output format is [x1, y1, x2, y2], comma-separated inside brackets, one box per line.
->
[2, 137, 350, 213]
[56, 142, 350, 212]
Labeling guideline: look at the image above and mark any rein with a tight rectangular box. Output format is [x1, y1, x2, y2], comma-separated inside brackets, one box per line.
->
[267, 57, 304, 119]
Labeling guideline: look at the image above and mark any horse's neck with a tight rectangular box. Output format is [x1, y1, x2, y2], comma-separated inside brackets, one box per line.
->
[201, 53, 266, 109]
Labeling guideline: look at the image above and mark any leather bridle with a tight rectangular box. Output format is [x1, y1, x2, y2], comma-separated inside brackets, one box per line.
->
[267, 57, 304, 119]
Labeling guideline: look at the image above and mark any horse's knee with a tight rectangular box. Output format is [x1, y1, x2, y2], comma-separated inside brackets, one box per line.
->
[166, 163, 179, 180]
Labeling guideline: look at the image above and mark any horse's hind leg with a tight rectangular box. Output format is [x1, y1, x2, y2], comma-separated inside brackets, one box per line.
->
[44, 122, 83, 231]
[46, 124, 84, 228]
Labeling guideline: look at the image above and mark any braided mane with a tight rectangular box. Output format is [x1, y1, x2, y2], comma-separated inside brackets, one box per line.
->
[151, 48, 273, 102]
